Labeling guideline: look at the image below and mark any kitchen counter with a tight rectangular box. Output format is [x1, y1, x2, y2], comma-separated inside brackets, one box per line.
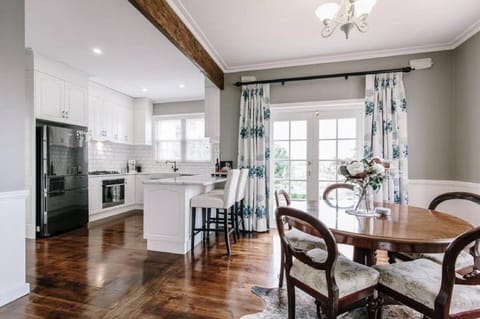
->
[143, 174, 226, 254]
[144, 175, 227, 186]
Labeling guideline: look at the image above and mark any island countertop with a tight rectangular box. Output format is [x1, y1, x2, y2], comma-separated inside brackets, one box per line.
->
[143, 175, 227, 186]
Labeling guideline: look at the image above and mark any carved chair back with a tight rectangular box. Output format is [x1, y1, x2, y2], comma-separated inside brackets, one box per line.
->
[275, 189, 291, 208]
[435, 226, 480, 317]
[276, 206, 339, 299]
[322, 183, 355, 208]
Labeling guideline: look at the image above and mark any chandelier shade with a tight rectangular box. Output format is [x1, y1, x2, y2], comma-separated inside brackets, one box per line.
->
[316, 0, 377, 39]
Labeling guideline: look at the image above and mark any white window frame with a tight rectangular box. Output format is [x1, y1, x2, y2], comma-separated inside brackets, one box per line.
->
[153, 113, 211, 163]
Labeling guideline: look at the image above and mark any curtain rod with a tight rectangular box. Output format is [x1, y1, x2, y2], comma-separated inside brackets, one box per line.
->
[233, 66, 414, 87]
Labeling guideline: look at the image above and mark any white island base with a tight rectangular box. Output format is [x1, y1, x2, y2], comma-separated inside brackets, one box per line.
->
[143, 175, 226, 254]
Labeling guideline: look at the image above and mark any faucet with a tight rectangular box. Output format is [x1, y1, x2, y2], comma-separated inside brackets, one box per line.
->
[165, 160, 179, 172]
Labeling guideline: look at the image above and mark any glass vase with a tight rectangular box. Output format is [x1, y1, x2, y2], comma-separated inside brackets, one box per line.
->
[352, 185, 375, 214]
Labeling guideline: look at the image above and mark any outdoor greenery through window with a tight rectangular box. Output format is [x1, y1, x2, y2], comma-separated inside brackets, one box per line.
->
[154, 114, 210, 162]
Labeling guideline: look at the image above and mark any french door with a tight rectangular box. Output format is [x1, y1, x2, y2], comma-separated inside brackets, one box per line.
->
[271, 107, 363, 202]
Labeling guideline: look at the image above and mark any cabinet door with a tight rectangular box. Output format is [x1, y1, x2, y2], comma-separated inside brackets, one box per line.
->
[125, 107, 134, 144]
[35, 71, 64, 121]
[65, 82, 88, 126]
[89, 178, 102, 214]
[135, 175, 147, 204]
[125, 175, 136, 205]
[103, 101, 115, 140]
[89, 94, 105, 139]
[117, 107, 126, 143]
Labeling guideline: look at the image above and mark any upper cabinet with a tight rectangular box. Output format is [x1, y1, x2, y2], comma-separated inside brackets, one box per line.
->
[134, 98, 153, 146]
[29, 51, 89, 127]
[204, 78, 220, 143]
[88, 82, 135, 144]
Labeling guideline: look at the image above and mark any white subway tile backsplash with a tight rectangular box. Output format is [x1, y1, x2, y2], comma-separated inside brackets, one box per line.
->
[88, 141, 218, 175]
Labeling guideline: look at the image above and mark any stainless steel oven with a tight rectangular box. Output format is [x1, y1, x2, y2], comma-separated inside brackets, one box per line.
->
[102, 178, 125, 208]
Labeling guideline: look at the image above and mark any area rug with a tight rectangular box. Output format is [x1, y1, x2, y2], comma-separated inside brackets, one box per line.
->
[241, 286, 423, 319]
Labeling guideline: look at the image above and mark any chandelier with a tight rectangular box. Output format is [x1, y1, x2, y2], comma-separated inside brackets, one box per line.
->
[315, 0, 377, 39]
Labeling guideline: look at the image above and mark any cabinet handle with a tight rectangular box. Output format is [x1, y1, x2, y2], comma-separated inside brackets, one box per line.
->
[65, 111, 69, 119]
[125, 136, 128, 141]
[61, 110, 65, 118]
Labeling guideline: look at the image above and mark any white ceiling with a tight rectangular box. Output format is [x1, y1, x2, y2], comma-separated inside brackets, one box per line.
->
[170, 0, 480, 72]
[26, 0, 205, 102]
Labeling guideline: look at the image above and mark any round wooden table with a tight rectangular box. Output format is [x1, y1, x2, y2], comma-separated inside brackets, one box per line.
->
[290, 200, 473, 265]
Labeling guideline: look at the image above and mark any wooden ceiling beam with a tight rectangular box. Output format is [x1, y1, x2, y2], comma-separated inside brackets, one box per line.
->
[129, 0, 224, 90]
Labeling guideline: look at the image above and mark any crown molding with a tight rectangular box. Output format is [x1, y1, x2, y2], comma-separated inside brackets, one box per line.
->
[166, 2, 480, 73]
[166, 0, 228, 72]
[449, 19, 480, 49]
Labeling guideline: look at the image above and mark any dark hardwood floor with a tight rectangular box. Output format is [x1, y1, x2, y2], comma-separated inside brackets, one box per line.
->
[0, 211, 280, 319]
[0, 211, 388, 319]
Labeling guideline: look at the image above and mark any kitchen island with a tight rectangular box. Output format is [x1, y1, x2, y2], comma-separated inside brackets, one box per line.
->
[143, 175, 227, 254]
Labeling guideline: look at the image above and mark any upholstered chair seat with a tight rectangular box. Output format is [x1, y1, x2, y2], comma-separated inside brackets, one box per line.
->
[399, 250, 474, 270]
[374, 258, 480, 316]
[191, 193, 225, 208]
[291, 248, 379, 299]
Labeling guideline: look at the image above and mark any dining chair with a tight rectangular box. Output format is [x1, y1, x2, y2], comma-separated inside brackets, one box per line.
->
[374, 226, 480, 319]
[388, 192, 479, 270]
[322, 183, 355, 208]
[275, 189, 327, 288]
[276, 206, 379, 319]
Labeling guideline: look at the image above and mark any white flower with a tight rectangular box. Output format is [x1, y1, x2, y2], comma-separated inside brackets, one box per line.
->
[371, 163, 385, 175]
[346, 161, 364, 177]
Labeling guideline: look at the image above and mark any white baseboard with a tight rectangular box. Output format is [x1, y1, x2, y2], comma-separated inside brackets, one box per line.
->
[0, 283, 30, 307]
[89, 204, 142, 223]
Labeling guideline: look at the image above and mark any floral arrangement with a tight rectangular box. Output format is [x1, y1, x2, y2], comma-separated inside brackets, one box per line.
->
[338, 157, 388, 191]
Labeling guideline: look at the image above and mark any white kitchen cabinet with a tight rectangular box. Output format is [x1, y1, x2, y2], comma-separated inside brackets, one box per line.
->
[135, 174, 149, 204]
[65, 82, 88, 126]
[125, 175, 136, 205]
[35, 71, 88, 127]
[204, 79, 220, 143]
[89, 83, 134, 144]
[88, 178, 103, 215]
[134, 98, 153, 145]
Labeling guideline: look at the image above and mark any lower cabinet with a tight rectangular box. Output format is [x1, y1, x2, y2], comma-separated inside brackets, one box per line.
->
[88, 178, 103, 214]
[125, 175, 136, 205]
[135, 175, 149, 204]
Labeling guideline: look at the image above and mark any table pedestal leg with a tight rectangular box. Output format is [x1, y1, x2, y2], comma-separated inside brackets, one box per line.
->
[353, 248, 376, 266]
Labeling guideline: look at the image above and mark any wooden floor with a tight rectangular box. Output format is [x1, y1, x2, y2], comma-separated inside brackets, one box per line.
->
[0, 211, 388, 319]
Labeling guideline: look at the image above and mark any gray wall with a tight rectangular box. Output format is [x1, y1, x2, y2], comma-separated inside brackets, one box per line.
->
[221, 51, 455, 180]
[453, 32, 480, 183]
[0, 0, 26, 192]
[153, 100, 204, 115]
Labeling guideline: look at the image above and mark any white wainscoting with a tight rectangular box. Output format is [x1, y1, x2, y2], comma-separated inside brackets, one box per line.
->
[408, 179, 480, 226]
[0, 190, 30, 307]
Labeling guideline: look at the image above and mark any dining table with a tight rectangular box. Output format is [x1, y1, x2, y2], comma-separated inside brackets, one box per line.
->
[289, 200, 473, 266]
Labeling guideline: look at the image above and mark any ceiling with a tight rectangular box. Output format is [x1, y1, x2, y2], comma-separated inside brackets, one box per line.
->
[169, 0, 480, 72]
[26, 0, 205, 102]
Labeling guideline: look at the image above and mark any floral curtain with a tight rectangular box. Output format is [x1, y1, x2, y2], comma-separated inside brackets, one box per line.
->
[364, 73, 408, 204]
[238, 84, 271, 232]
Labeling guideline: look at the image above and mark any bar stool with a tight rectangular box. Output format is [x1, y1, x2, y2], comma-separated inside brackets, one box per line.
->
[210, 168, 249, 237]
[190, 169, 240, 255]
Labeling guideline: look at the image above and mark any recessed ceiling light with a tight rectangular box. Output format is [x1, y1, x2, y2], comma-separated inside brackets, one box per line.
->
[142, 88, 148, 92]
[92, 47, 103, 55]
[179, 84, 185, 88]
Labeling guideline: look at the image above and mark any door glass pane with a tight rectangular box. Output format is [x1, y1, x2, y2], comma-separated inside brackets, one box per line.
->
[274, 161, 289, 179]
[274, 121, 289, 140]
[290, 121, 307, 140]
[290, 181, 307, 200]
[290, 161, 307, 180]
[338, 118, 356, 139]
[274, 141, 289, 160]
[319, 119, 336, 139]
[319, 161, 337, 180]
[319, 140, 336, 160]
[338, 140, 357, 160]
[274, 180, 289, 197]
[290, 141, 306, 160]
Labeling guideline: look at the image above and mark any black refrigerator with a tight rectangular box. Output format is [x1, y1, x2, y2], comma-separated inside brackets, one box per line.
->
[36, 121, 89, 237]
